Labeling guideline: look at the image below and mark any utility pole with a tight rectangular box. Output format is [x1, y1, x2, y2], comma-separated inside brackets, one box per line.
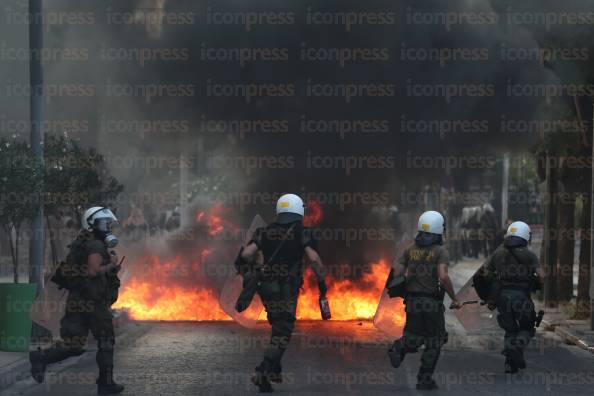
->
[501, 152, 510, 228]
[543, 150, 554, 307]
[28, 0, 44, 290]
[590, 100, 594, 330]
[179, 153, 188, 228]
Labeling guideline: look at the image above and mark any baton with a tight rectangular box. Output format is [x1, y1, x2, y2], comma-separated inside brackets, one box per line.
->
[449, 300, 480, 309]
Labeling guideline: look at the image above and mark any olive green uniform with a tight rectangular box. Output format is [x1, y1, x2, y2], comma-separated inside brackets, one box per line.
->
[41, 233, 120, 384]
[390, 244, 449, 383]
[485, 245, 538, 363]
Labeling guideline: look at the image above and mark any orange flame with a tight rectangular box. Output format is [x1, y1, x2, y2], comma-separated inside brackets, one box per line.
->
[115, 203, 405, 324]
[196, 204, 238, 236]
[114, 255, 404, 323]
[297, 259, 391, 320]
[303, 200, 323, 227]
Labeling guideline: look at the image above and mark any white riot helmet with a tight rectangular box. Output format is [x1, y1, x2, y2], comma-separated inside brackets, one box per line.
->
[417, 210, 445, 235]
[275, 193, 304, 224]
[82, 206, 119, 247]
[506, 221, 531, 242]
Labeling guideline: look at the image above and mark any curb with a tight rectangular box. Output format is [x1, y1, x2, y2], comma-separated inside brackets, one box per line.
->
[553, 325, 594, 354]
[0, 313, 151, 393]
[539, 318, 594, 355]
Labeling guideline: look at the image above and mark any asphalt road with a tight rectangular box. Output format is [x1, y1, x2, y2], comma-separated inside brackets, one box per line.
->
[2, 318, 593, 396]
[3, 258, 593, 395]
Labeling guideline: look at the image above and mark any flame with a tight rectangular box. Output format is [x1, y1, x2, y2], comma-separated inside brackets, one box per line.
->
[303, 200, 323, 227]
[114, 253, 232, 321]
[115, 255, 405, 324]
[115, 279, 229, 321]
[115, 202, 405, 324]
[196, 204, 238, 236]
[297, 259, 394, 320]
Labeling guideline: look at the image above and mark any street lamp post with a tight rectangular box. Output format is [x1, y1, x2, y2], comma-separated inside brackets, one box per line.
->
[590, 100, 594, 330]
[28, 0, 44, 290]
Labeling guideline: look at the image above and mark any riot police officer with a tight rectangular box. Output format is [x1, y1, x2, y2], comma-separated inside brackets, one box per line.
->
[30, 207, 124, 395]
[387, 211, 461, 390]
[240, 194, 328, 392]
[484, 221, 544, 373]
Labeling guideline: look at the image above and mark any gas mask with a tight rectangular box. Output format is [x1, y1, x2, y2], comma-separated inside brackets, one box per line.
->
[93, 218, 119, 248]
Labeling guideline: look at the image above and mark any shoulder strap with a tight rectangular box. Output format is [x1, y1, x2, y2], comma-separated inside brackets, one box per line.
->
[506, 247, 526, 266]
[264, 222, 297, 266]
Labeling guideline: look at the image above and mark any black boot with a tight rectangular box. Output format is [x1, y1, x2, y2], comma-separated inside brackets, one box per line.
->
[97, 367, 124, 395]
[416, 370, 438, 390]
[388, 340, 406, 368]
[517, 349, 526, 369]
[268, 363, 283, 384]
[504, 358, 518, 374]
[29, 349, 47, 384]
[252, 363, 274, 393]
[503, 351, 519, 374]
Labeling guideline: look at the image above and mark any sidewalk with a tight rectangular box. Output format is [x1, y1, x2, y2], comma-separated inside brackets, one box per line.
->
[0, 310, 151, 392]
[536, 302, 594, 354]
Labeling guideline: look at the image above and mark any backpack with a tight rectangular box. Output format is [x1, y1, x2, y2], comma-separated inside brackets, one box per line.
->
[51, 236, 87, 290]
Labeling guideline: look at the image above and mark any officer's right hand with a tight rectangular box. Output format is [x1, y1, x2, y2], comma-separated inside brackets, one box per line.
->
[449, 299, 462, 309]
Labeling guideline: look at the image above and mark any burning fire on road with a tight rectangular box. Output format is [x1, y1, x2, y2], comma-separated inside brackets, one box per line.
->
[113, 202, 406, 326]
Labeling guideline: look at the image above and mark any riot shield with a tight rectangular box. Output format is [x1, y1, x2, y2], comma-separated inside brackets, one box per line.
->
[452, 265, 498, 332]
[30, 277, 68, 339]
[218, 215, 266, 328]
[373, 235, 414, 338]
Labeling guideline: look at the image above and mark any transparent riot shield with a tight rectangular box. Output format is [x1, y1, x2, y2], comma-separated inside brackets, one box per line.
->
[452, 266, 498, 332]
[30, 276, 68, 339]
[373, 235, 414, 338]
[218, 215, 266, 328]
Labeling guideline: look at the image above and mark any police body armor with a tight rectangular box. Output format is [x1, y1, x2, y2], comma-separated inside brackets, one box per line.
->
[52, 232, 120, 307]
[235, 222, 306, 312]
[404, 245, 445, 301]
[257, 222, 306, 300]
[494, 247, 535, 292]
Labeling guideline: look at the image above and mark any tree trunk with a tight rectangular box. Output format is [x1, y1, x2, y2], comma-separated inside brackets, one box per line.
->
[556, 193, 575, 302]
[5, 226, 18, 283]
[544, 168, 560, 305]
[577, 195, 592, 318]
[46, 216, 58, 270]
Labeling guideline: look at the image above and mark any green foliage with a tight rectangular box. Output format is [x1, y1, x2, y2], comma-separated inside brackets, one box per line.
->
[43, 134, 123, 218]
[0, 136, 43, 230]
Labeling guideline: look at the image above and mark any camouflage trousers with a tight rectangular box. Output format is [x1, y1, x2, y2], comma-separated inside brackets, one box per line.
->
[256, 278, 300, 374]
[392, 296, 448, 379]
[40, 305, 115, 379]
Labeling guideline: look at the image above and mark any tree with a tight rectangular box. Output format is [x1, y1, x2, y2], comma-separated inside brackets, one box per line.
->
[534, 25, 594, 317]
[44, 134, 123, 217]
[43, 134, 123, 267]
[0, 137, 43, 283]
